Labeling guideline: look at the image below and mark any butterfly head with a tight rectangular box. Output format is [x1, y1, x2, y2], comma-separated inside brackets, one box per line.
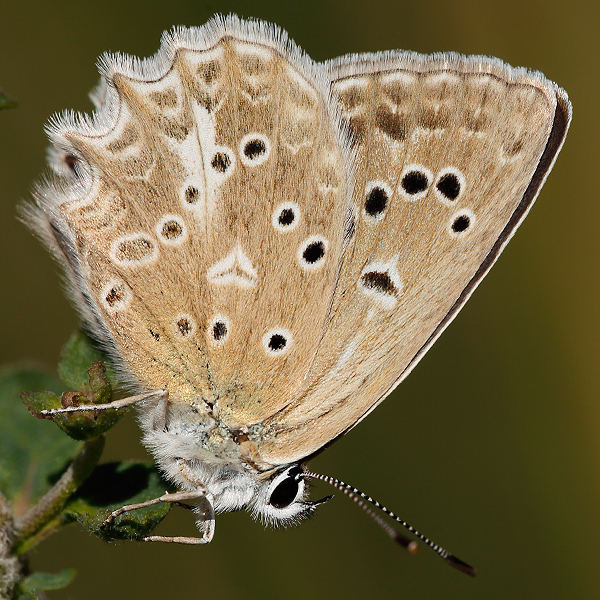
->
[252, 465, 332, 527]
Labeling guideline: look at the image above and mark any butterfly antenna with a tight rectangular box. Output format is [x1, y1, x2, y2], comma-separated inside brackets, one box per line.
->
[306, 472, 476, 577]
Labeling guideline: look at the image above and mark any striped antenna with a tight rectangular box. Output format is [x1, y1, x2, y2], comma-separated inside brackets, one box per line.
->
[306, 471, 476, 577]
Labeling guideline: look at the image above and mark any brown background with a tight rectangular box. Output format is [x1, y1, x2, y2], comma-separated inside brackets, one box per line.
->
[0, 0, 597, 598]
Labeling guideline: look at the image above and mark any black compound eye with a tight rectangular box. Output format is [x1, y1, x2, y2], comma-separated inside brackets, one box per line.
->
[269, 467, 303, 509]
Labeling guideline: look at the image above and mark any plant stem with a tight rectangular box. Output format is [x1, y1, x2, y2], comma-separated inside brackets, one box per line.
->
[0, 489, 21, 598]
[13, 435, 105, 554]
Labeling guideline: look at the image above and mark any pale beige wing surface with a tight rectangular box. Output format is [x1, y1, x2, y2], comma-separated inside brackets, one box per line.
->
[254, 52, 571, 465]
[30, 18, 350, 426]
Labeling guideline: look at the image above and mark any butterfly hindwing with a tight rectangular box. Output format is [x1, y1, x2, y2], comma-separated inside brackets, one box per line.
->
[255, 52, 571, 465]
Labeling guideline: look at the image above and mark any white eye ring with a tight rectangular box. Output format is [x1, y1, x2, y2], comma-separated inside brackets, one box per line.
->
[251, 466, 310, 527]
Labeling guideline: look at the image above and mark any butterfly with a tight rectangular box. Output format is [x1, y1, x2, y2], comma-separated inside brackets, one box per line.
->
[26, 14, 570, 575]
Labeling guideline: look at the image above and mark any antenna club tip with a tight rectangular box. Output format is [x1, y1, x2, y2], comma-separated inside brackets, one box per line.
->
[407, 541, 419, 554]
[445, 555, 477, 577]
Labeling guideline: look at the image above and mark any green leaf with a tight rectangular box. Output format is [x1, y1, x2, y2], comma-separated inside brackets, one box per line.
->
[18, 568, 76, 592]
[21, 387, 125, 442]
[63, 461, 172, 541]
[57, 330, 108, 392]
[0, 89, 16, 109]
[21, 331, 126, 441]
[0, 366, 80, 510]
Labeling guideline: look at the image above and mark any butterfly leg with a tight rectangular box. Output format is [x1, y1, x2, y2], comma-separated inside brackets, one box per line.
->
[38, 389, 168, 416]
[101, 488, 216, 544]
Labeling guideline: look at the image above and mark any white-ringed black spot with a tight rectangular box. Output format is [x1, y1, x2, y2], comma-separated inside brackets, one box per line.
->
[452, 215, 470, 232]
[298, 236, 328, 270]
[364, 182, 392, 220]
[208, 315, 230, 345]
[239, 133, 270, 167]
[272, 202, 300, 232]
[279, 208, 294, 225]
[263, 328, 292, 356]
[402, 171, 428, 194]
[303, 241, 325, 264]
[105, 284, 125, 307]
[213, 320, 227, 341]
[211, 151, 231, 173]
[398, 165, 433, 201]
[162, 220, 182, 239]
[437, 174, 460, 199]
[185, 186, 200, 204]
[212, 321, 227, 342]
[448, 210, 475, 236]
[269, 334, 286, 351]
[365, 187, 387, 216]
[244, 139, 266, 159]
[358, 260, 403, 309]
[434, 168, 464, 204]
[360, 271, 398, 295]
[101, 280, 131, 311]
[177, 317, 193, 336]
[156, 215, 186, 245]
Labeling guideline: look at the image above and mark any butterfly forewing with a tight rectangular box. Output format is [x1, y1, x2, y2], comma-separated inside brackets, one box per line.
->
[256, 54, 570, 465]
[39, 21, 350, 428]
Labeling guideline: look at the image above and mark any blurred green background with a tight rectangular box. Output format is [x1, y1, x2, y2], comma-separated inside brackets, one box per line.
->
[0, 0, 597, 598]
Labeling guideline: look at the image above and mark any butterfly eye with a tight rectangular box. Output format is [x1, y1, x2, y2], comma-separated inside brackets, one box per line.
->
[268, 467, 304, 509]
[63, 152, 79, 174]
